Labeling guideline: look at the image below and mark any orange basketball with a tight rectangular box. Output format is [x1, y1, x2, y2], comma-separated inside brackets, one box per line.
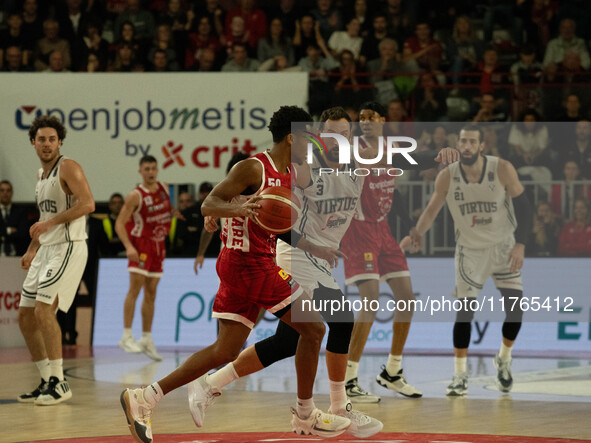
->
[254, 186, 300, 234]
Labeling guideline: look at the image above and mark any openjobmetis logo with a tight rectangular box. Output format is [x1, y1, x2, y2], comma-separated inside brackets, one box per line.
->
[15, 106, 43, 129]
[162, 141, 185, 169]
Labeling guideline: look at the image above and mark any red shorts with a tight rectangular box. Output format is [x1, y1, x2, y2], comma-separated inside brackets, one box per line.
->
[342, 218, 410, 285]
[212, 248, 302, 329]
[128, 237, 166, 277]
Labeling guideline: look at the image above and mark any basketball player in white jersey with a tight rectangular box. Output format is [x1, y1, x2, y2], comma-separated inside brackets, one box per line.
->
[410, 125, 532, 395]
[18, 116, 95, 405]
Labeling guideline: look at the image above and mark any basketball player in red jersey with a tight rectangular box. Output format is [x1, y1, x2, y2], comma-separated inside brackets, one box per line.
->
[343, 102, 459, 402]
[120, 106, 351, 443]
[116, 155, 172, 361]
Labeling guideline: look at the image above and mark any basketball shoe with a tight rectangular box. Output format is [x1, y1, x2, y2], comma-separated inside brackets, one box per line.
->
[120, 388, 153, 443]
[290, 407, 351, 438]
[446, 373, 468, 396]
[188, 374, 221, 427]
[17, 378, 47, 403]
[328, 401, 383, 438]
[138, 337, 162, 361]
[376, 366, 423, 398]
[119, 335, 143, 353]
[345, 378, 381, 403]
[493, 354, 513, 393]
[34, 376, 72, 405]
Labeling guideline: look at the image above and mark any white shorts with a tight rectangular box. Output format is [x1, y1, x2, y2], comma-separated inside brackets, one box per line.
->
[276, 247, 340, 295]
[453, 236, 523, 299]
[20, 241, 88, 313]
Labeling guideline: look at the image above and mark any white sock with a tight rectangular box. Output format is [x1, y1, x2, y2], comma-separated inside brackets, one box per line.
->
[454, 357, 467, 375]
[122, 328, 133, 338]
[386, 354, 402, 376]
[143, 382, 163, 407]
[345, 361, 359, 383]
[35, 358, 50, 381]
[296, 397, 315, 418]
[49, 359, 64, 380]
[208, 363, 239, 389]
[141, 331, 152, 341]
[329, 380, 347, 411]
[499, 342, 512, 360]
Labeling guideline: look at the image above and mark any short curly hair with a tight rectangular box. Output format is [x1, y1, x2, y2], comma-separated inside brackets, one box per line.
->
[28, 116, 67, 142]
[268, 106, 313, 143]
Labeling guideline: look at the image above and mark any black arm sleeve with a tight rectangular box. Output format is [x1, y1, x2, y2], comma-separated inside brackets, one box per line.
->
[277, 229, 303, 247]
[512, 192, 532, 245]
[388, 189, 413, 237]
[391, 150, 441, 171]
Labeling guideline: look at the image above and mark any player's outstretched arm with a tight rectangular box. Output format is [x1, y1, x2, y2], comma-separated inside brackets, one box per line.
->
[414, 167, 450, 239]
[202, 159, 263, 219]
[115, 191, 141, 263]
[29, 159, 95, 240]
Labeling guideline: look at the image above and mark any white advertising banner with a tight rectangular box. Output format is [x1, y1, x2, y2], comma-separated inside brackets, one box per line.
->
[0, 73, 309, 202]
[93, 257, 591, 353]
[0, 257, 28, 348]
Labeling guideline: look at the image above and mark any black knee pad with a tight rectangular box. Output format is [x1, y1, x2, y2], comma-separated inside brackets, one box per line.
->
[254, 320, 300, 368]
[501, 289, 524, 324]
[326, 321, 354, 354]
[313, 284, 354, 324]
[453, 298, 475, 349]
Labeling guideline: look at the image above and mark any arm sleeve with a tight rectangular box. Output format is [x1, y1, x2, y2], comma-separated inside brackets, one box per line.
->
[512, 191, 533, 245]
[391, 150, 441, 171]
[277, 229, 302, 247]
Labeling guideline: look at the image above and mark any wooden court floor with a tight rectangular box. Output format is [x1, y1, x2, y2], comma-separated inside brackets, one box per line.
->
[1, 346, 590, 442]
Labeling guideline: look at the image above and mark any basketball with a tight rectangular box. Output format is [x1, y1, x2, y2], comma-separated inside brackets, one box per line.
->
[253, 186, 299, 234]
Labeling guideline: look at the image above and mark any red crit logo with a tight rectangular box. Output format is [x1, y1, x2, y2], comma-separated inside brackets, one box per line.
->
[162, 141, 185, 168]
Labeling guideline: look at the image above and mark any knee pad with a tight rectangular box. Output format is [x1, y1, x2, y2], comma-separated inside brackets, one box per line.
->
[501, 289, 524, 324]
[326, 321, 354, 354]
[313, 285, 354, 324]
[453, 321, 471, 349]
[255, 320, 300, 367]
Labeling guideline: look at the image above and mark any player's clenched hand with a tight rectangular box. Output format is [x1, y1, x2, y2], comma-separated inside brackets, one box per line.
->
[126, 246, 140, 263]
[434, 147, 460, 166]
[20, 251, 35, 270]
[316, 247, 347, 269]
[194, 255, 205, 275]
[29, 220, 52, 240]
[204, 216, 219, 232]
[508, 243, 525, 273]
[400, 235, 421, 254]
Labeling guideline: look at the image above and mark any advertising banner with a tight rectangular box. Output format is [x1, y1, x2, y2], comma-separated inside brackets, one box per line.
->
[0, 73, 308, 202]
[93, 257, 591, 353]
[0, 257, 27, 348]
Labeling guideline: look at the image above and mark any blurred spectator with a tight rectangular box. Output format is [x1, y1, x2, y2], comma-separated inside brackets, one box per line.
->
[185, 16, 222, 69]
[447, 15, 483, 86]
[223, 15, 252, 56]
[543, 18, 590, 70]
[149, 48, 173, 71]
[427, 124, 449, 151]
[257, 54, 300, 72]
[414, 72, 447, 122]
[159, 0, 194, 32]
[555, 0, 591, 40]
[472, 92, 508, 122]
[551, 160, 591, 218]
[168, 191, 195, 256]
[402, 21, 443, 72]
[109, 42, 143, 71]
[298, 42, 338, 116]
[222, 42, 260, 72]
[81, 20, 109, 70]
[109, 21, 147, 67]
[527, 200, 561, 256]
[0, 13, 29, 67]
[96, 193, 126, 257]
[147, 24, 180, 70]
[556, 94, 587, 122]
[327, 16, 362, 60]
[383, 98, 413, 137]
[189, 47, 217, 71]
[20, 0, 44, 50]
[310, 0, 342, 42]
[510, 43, 543, 113]
[562, 120, 591, 179]
[200, 0, 225, 37]
[0, 180, 31, 257]
[483, 0, 524, 46]
[557, 198, 591, 256]
[268, 0, 301, 38]
[508, 110, 551, 168]
[34, 19, 71, 71]
[352, 0, 371, 37]
[43, 50, 70, 72]
[474, 47, 508, 96]
[293, 14, 322, 62]
[385, 0, 413, 46]
[106, 0, 128, 18]
[82, 51, 107, 72]
[526, 0, 557, 49]
[330, 49, 366, 109]
[225, 0, 267, 49]
[2, 46, 31, 72]
[482, 126, 509, 158]
[257, 17, 294, 66]
[114, 0, 156, 42]
[359, 13, 392, 67]
[55, 0, 89, 50]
